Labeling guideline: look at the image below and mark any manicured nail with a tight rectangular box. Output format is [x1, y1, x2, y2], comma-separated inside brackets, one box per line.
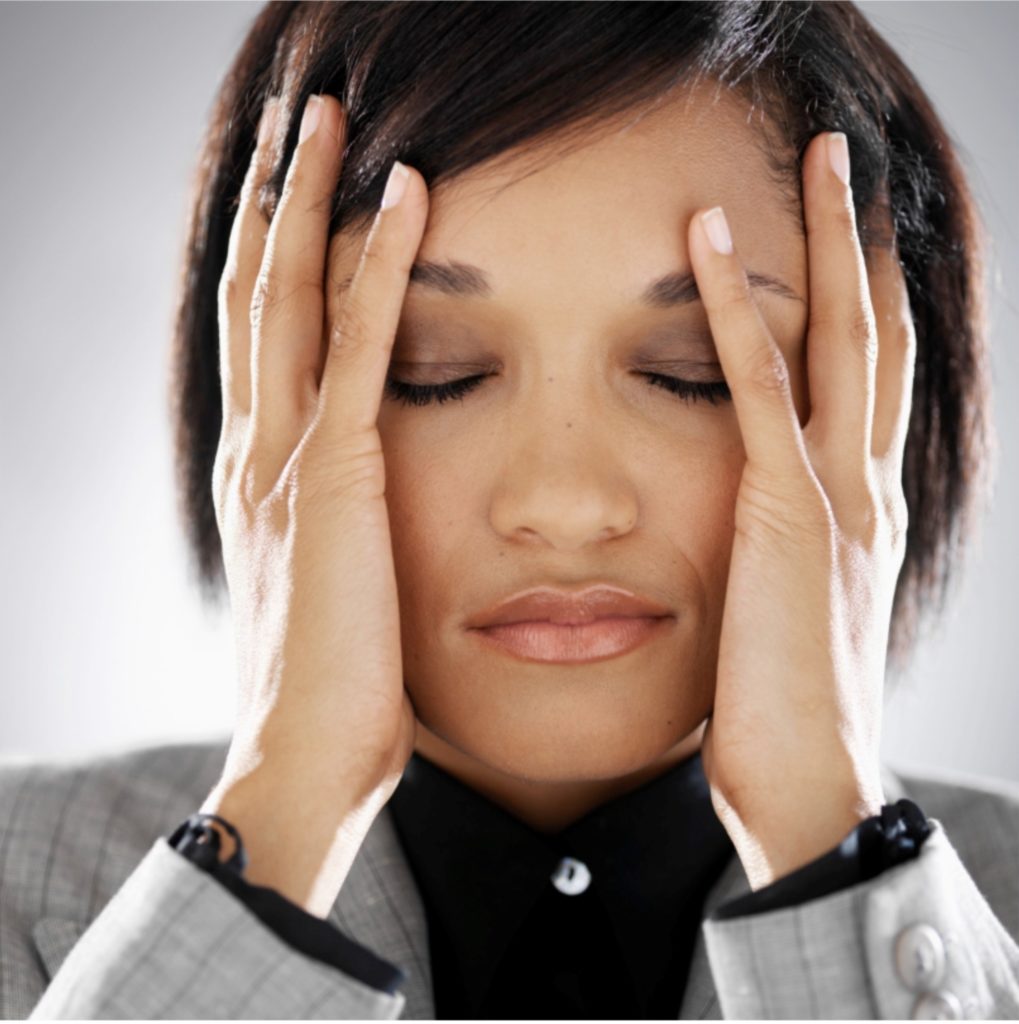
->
[299, 95, 323, 144]
[381, 161, 410, 210]
[701, 207, 732, 255]
[828, 132, 850, 186]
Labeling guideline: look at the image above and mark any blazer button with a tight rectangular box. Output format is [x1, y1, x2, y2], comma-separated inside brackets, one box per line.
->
[911, 990, 963, 1019]
[550, 856, 591, 895]
[895, 923, 947, 991]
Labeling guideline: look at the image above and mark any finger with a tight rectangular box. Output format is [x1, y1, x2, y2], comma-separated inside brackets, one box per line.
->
[314, 160, 429, 441]
[800, 132, 878, 496]
[867, 240, 916, 489]
[218, 95, 279, 422]
[250, 94, 345, 477]
[688, 205, 812, 484]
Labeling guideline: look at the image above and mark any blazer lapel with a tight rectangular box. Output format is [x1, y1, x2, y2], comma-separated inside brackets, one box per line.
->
[31, 917, 89, 982]
[680, 843, 751, 1018]
[330, 805, 435, 1019]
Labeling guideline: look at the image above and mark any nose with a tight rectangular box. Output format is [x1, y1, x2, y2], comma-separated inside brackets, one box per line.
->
[488, 411, 640, 551]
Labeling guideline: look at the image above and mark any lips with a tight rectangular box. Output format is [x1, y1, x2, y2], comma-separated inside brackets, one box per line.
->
[465, 584, 674, 629]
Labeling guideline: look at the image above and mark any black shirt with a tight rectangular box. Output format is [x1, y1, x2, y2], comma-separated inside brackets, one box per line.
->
[387, 747, 733, 1018]
[168, 748, 929, 1018]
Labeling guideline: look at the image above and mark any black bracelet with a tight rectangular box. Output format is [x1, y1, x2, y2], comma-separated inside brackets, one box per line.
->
[709, 797, 932, 920]
[168, 813, 249, 875]
[857, 797, 932, 880]
[166, 810, 409, 993]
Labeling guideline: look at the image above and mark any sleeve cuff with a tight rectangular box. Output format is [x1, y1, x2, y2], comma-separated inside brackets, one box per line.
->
[710, 798, 932, 921]
[165, 831, 407, 996]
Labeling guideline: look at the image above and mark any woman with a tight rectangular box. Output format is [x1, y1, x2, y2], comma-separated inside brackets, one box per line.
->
[2, 2, 1017, 1019]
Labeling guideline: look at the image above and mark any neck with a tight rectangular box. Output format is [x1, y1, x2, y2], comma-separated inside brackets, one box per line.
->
[412, 720, 706, 834]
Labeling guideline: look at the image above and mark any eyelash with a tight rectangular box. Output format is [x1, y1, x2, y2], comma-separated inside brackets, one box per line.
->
[383, 372, 732, 408]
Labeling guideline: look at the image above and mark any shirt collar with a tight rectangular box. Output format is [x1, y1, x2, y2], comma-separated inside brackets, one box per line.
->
[387, 746, 736, 1008]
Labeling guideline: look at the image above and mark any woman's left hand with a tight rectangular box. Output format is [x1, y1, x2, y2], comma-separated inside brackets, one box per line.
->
[690, 131, 917, 891]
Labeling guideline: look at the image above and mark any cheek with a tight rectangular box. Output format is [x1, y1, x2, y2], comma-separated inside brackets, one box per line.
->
[653, 436, 743, 603]
[378, 422, 477, 637]
[382, 442, 439, 560]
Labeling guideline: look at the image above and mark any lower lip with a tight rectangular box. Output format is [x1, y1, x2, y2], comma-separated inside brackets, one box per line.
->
[468, 616, 674, 664]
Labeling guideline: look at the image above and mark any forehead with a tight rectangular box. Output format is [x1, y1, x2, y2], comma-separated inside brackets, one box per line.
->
[421, 83, 798, 258]
[335, 85, 804, 318]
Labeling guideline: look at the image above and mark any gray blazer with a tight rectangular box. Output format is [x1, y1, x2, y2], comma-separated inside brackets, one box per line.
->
[1, 738, 1017, 1019]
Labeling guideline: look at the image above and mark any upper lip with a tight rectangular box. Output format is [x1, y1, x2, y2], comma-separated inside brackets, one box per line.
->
[465, 584, 674, 628]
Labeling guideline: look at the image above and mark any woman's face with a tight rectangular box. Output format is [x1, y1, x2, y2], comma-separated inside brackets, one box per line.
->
[329, 87, 810, 795]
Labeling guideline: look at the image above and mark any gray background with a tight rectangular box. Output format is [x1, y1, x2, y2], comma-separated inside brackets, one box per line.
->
[1, 2, 1016, 787]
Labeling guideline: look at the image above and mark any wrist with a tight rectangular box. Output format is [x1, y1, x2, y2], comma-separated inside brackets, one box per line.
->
[730, 786, 884, 891]
[198, 766, 380, 918]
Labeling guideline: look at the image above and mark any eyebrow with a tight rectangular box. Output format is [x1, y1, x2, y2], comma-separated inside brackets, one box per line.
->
[406, 259, 805, 307]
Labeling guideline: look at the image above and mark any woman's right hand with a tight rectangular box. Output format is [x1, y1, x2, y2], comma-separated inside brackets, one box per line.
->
[199, 93, 429, 916]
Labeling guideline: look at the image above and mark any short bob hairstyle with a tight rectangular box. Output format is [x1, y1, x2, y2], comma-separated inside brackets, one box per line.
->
[170, 1, 994, 681]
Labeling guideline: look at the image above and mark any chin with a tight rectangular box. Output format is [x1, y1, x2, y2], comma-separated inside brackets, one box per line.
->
[421, 693, 703, 786]
[482, 733, 669, 785]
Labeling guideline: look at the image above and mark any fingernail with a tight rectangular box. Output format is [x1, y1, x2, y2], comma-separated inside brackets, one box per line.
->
[828, 132, 850, 186]
[381, 161, 410, 211]
[701, 207, 732, 255]
[299, 94, 323, 144]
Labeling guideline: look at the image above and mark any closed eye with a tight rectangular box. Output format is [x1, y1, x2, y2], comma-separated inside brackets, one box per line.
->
[641, 372, 732, 405]
[382, 371, 731, 407]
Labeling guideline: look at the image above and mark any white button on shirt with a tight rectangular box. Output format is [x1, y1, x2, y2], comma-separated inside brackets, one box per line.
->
[550, 856, 592, 895]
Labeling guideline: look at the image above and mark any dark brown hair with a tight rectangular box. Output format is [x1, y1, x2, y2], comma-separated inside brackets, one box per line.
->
[169, 1, 994, 680]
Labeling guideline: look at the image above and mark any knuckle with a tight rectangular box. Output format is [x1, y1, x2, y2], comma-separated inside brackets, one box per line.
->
[849, 307, 878, 364]
[211, 446, 232, 500]
[332, 290, 375, 344]
[734, 467, 833, 550]
[299, 426, 387, 502]
[740, 344, 791, 397]
[278, 163, 332, 218]
[852, 500, 882, 548]
[211, 452, 232, 532]
[250, 266, 320, 327]
[249, 268, 277, 322]
[885, 492, 910, 548]
[809, 302, 878, 365]
[235, 451, 263, 510]
[844, 480, 892, 548]
[212, 441, 263, 541]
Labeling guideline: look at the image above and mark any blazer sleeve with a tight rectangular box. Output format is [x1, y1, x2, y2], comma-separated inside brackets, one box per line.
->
[25, 837, 408, 1020]
[169, 823, 406, 994]
[701, 818, 1019, 1019]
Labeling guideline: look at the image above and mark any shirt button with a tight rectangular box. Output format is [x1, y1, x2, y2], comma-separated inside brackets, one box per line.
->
[894, 923, 947, 991]
[550, 855, 591, 895]
[911, 990, 963, 1019]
